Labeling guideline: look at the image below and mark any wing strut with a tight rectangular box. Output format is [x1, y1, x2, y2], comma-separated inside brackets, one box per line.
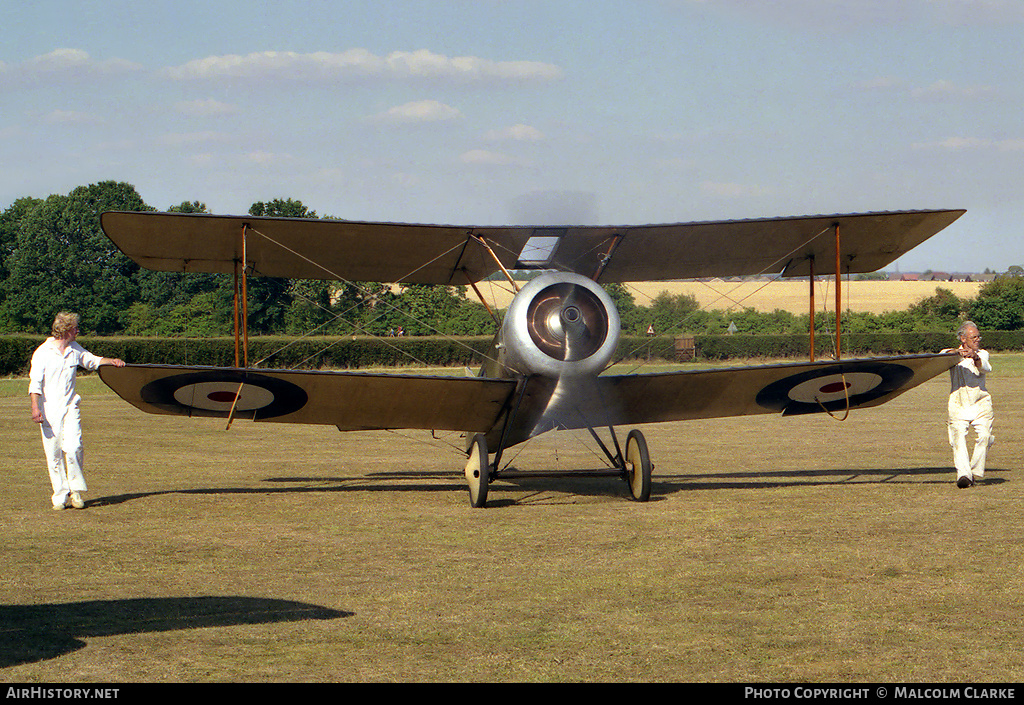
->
[233, 223, 251, 369]
[489, 377, 531, 476]
[461, 268, 500, 324]
[806, 223, 845, 362]
[227, 223, 252, 431]
[834, 223, 842, 360]
[591, 233, 624, 282]
[808, 255, 816, 362]
[471, 234, 520, 292]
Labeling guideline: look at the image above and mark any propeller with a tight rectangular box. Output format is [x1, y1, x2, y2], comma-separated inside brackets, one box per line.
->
[525, 282, 610, 362]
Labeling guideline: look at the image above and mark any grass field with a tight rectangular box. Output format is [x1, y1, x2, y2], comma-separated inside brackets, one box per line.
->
[2, 357, 1022, 682]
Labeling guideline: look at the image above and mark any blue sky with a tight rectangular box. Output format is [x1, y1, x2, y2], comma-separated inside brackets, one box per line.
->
[2, 0, 1022, 272]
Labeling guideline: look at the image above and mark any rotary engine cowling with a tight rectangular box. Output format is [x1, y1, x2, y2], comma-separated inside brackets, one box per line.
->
[500, 272, 620, 378]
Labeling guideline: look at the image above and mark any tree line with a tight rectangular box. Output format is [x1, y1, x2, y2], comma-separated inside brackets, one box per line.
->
[0, 182, 494, 337]
[3, 181, 1023, 339]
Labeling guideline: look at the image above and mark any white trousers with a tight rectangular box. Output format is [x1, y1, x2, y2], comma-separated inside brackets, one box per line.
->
[39, 402, 87, 507]
[947, 402, 994, 482]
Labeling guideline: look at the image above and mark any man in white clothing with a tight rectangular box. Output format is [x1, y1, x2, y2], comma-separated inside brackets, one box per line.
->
[942, 321, 993, 489]
[28, 312, 125, 510]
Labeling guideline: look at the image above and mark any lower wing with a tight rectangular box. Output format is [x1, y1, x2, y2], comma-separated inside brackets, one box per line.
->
[598, 353, 957, 426]
[98, 364, 517, 433]
[100, 354, 956, 445]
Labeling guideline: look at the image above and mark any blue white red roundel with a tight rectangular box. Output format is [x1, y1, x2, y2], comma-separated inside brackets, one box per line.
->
[172, 381, 276, 412]
[755, 363, 914, 415]
[140, 370, 308, 419]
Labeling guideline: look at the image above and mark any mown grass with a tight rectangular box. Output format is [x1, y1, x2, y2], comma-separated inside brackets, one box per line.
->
[2, 355, 1022, 681]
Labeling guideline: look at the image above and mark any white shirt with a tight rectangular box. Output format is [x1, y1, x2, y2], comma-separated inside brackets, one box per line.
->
[28, 337, 103, 429]
[948, 349, 991, 420]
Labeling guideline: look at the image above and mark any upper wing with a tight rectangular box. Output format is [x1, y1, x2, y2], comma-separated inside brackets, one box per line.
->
[98, 364, 517, 433]
[596, 353, 958, 426]
[100, 209, 964, 284]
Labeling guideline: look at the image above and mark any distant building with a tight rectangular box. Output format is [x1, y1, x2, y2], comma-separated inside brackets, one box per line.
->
[900, 273, 920, 281]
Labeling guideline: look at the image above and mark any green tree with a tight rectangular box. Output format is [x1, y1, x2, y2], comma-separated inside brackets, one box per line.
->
[968, 277, 1024, 330]
[909, 287, 964, 322]
[0, 182, 151, 334]
[249, 198, 316, 219]
[639, 291, 702, 335]
[128, 201, 235, 335]
[242, 198, 319, 334]
[602, 283, 645, 333]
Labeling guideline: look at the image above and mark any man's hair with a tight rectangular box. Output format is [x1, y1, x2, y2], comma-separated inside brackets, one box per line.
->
[957, 320, 979, 339]
[51, 312, 80, 339]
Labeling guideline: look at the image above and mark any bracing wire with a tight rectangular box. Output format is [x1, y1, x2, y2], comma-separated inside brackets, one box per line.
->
[608, 224, 839, 374]
[242, 226, 514, 374]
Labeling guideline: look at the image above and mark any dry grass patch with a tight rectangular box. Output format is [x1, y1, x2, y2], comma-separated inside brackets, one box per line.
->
[2, 356, 1022, 681]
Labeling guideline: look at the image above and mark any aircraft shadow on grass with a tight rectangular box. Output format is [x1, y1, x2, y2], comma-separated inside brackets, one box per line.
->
[87, 466, 1008, 510]
[0, 596, 351, 669]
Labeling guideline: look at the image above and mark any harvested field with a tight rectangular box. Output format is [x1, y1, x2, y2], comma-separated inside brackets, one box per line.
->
[2, 358, 1022, 682]
[474, 280, 983, 315]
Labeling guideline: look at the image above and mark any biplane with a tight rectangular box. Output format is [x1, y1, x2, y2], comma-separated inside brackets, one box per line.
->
[98, 208, 965, 507]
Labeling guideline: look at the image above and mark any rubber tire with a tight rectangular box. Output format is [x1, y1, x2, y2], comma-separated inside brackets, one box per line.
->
[465, 434, 490, 508]
[624, 429, 652, 502]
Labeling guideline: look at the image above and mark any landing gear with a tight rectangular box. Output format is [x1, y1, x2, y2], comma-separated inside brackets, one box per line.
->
[623, 429, 652, 502]
[465, 433, 490, 508]
[463, 426, 651, 507]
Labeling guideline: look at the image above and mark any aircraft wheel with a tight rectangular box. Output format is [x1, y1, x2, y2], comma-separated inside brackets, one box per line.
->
[465, 434, 490, 508]
[624, 429, 652, 502]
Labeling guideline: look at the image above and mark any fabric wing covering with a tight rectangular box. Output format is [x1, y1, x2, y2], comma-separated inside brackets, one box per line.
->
[100, 209, 965, 284]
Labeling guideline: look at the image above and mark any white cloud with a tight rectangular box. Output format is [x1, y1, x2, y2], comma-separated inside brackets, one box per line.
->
[371, 100, 462, 124]
[187, 153, 215, 167]
[911, 79, 997, 102]
[700, 181, 769, 198]
[385, 50, 562, 82]
[925, 0, 1024, 25]
[158, 131, 232, 147]
[0, 48, 141, 87]
[460, 149, 529, 167]
[676, 0, 1024, 28]
[483, 124, 545, 142]
[912, 136, 1024, 151]
[855, 76, 907, 92]
[43, 109, 94, 125]
[175, 98, 236, 118]
[163, 49, 380, 82]
[245, 150, 292, 166]
[856, 77, 998, 102]
[163, 49, 562, 85]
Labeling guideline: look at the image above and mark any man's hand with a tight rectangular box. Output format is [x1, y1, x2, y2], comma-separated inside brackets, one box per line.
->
[30, 393, 43, 424]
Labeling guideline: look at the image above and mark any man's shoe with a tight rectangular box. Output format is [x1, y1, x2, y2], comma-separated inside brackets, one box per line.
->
[52, 503, 65, 511]
[70, 492, 85, 509]
[957, 475, 974, 489]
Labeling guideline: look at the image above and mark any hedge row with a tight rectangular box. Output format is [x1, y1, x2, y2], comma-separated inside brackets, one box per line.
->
[694, 331, 1024, 360]
[0, 335, 497, 376]
[4, 331, 1024, 376]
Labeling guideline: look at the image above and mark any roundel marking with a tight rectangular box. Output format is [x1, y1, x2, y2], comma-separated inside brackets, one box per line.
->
[755, 363, 914, 415]
[141, 371, 308, 419]
[786, 372, 884, 405]
[172, 381, 276, 412]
